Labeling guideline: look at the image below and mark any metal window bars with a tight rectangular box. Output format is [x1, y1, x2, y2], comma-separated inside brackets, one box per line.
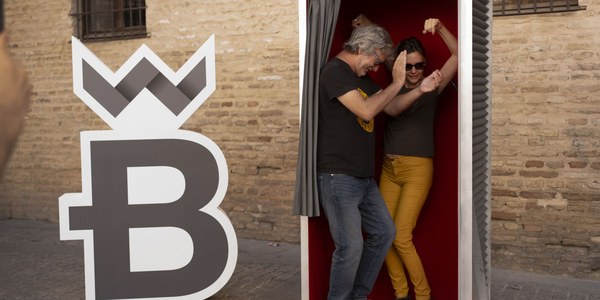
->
[493, 0, 585, 16]
[71, 0, 147, 42]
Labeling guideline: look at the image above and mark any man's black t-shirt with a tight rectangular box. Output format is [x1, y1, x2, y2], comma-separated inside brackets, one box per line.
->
[317, 58, 381, 178]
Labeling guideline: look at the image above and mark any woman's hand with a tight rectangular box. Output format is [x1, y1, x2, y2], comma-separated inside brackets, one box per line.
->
[423, 18, 443, 35]
[419, 70, 443, 93]
[352, 14, 374, 28]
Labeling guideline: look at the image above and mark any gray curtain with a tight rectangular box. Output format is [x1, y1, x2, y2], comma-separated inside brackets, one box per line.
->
[292, 0, 341, 217]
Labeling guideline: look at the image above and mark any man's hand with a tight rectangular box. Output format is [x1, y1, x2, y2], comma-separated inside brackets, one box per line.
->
[419, 70, 443, 93]
[0, 33, 31, 174]
[391, 50, 407, 86]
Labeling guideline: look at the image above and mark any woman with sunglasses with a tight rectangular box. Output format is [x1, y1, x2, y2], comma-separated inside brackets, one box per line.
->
[380, 18, 458, 300]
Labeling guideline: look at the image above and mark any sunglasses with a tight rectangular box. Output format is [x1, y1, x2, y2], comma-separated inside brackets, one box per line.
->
[406, 62, 426, 71]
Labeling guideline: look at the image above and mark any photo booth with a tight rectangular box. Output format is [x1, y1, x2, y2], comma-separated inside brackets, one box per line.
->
[295, 0, 492, 299]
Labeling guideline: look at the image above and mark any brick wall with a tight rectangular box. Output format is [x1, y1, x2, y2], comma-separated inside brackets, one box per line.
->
[0, 0, 301, 242]
[491, 0, 600, 279]
[4, 0, 600, 280]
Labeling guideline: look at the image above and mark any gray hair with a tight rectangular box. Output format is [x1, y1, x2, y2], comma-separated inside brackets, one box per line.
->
[343, 25, 394, 58]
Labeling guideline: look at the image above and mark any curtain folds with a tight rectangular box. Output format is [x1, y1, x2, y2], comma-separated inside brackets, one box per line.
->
[292, 0, 341, 216]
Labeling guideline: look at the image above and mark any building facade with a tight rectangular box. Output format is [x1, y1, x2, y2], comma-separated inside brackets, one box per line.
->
[1, 0, 599, 281]
[0, 0, 301, 243]
[491, 0, 600, 280]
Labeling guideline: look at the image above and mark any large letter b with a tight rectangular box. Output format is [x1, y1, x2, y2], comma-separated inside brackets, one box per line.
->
[62, 131, 237, 300]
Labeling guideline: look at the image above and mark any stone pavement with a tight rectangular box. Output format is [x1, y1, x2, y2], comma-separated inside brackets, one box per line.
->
[0, 219, 300, 300]
[491, 268, 600, 299]
[1, 219, 600, 299]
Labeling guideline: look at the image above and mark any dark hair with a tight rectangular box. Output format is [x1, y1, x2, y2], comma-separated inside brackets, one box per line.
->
[396, 37, 426, 59]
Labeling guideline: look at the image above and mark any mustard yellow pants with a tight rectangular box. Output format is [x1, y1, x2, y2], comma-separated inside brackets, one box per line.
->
[379, 155, 433, 300]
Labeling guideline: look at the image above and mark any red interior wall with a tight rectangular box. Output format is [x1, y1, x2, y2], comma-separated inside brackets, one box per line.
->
[308, 1, 459, 299]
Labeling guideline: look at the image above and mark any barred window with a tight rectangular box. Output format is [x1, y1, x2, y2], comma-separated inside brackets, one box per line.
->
[494, 0, 586, 16]
[72, 0, 147, 42]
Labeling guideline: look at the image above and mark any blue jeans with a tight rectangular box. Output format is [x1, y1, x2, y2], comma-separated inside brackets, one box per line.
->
[318, 173, 396, 300]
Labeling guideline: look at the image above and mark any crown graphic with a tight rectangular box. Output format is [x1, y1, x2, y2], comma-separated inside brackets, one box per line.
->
[72, 36, 216, 132]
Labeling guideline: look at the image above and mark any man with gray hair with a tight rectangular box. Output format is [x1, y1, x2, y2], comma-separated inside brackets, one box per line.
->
[316, 25, 406, 300]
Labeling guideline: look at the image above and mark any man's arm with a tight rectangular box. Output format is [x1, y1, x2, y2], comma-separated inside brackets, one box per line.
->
[337, 51, 406, 121]
[384, 70, 443, 116]
[0, 33, 31, 176]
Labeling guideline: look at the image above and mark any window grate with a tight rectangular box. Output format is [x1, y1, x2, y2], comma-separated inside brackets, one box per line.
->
[493, 0, 585, 16]
[72, 0, 148, 42]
